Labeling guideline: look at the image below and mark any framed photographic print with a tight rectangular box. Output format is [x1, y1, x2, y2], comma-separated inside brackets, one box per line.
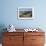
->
[17, 7, 34, 19]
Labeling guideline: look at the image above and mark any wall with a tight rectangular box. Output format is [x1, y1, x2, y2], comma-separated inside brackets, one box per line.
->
[0, 0, 46, 30]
